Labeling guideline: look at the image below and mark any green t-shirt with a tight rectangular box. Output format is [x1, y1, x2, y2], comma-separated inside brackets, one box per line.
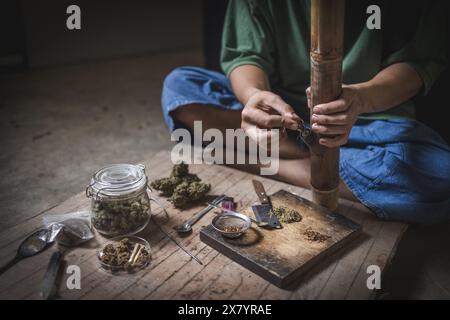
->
[220, 0, 448, 120]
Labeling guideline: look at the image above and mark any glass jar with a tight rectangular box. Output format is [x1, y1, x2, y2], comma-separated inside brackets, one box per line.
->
[86, 164, 151, 237]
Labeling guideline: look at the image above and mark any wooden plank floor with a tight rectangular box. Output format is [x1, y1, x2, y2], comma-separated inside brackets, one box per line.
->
[0, 150, 407, 300]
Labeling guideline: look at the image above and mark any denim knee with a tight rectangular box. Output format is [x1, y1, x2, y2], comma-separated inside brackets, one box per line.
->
[163, 66, 192, 93]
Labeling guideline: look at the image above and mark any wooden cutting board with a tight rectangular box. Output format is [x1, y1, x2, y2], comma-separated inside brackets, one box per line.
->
[200, 189, 361, 288]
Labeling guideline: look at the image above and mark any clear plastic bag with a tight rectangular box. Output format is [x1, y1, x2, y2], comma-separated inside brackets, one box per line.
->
[43, 211, 94, 247]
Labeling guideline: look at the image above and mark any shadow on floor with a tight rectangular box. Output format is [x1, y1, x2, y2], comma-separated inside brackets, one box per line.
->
[379, 220, 450, 299]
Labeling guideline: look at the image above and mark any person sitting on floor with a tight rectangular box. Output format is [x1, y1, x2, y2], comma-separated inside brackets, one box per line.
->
[160, 0, 450, 224]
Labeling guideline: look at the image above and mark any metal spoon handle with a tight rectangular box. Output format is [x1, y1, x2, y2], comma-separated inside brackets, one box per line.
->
[0, 254, 21, 276]
[185, 205, 214, 227]
[185, 195, 227, 227]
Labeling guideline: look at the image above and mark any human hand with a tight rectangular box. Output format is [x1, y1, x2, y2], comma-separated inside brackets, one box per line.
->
[241, 90, 301, 144]
[306, 85, 364, 148]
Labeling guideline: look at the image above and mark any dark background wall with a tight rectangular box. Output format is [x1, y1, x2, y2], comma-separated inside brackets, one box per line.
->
[0, 1, 27, 71]
[1, 0, 448, 141]
[1, 0, 203, 69]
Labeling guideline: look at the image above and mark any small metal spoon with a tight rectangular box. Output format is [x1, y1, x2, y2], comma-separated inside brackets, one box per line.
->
[0, 229, 52, 276]
[174, 194, 226, 234]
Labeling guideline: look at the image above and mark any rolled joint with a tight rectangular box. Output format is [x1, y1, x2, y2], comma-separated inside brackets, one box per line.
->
[311, 184, 339, 212]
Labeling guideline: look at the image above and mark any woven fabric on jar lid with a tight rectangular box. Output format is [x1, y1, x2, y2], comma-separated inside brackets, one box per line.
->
[89, 164, 147, 198]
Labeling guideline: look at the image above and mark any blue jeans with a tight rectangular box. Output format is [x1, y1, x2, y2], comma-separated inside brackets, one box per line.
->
[161, 66, 450, 224]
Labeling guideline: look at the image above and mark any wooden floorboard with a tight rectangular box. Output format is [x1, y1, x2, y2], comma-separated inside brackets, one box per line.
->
[0, 150, 408, 300]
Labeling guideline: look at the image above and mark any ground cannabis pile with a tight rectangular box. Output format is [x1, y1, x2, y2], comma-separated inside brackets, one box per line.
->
[223, 225, 242, 233]
[303, 227, 331, 243]
[273, 206, 302, 223]
[150, 162, 211, 207]
[99, 238, 150, 268]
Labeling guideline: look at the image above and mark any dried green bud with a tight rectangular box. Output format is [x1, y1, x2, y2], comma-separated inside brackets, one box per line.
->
[103, 244, 116, 255]
[91, 193, 150, 236]
[150, 176, 181, 196]
[169, 193, 189, 208]
[100, 238, 150, 268]
[171, 162, 189, 178]
[151, 163, 210, 208]
[182, 173, 201, 183]
[188, 181, 211, 201]
[273, 206, 302, 223]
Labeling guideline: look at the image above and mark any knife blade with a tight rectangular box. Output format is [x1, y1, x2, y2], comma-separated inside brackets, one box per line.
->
[251, 180, 282, 229]
[39, 250, 62, 300]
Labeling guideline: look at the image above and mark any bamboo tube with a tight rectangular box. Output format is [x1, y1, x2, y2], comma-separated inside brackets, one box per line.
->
[309, 0, 345, 211]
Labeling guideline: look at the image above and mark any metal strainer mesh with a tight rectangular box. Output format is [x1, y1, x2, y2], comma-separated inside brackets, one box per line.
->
[214, 215, 247, 231]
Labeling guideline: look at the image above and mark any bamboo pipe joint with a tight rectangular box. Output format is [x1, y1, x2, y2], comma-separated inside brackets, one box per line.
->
[310, 185, 339, 212]
[309, 0, 345, 212]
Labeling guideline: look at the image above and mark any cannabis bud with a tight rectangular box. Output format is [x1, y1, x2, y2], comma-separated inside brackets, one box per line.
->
[91, 193, 150, 236]
[272, 206, 302, 223]
[150, 162, 211, 208]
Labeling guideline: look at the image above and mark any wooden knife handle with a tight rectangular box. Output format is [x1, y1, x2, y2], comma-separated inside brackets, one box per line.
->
[252, 180, 270, 205]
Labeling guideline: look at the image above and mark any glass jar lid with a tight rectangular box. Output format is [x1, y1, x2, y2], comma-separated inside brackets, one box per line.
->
[87, 164, 147, 198]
